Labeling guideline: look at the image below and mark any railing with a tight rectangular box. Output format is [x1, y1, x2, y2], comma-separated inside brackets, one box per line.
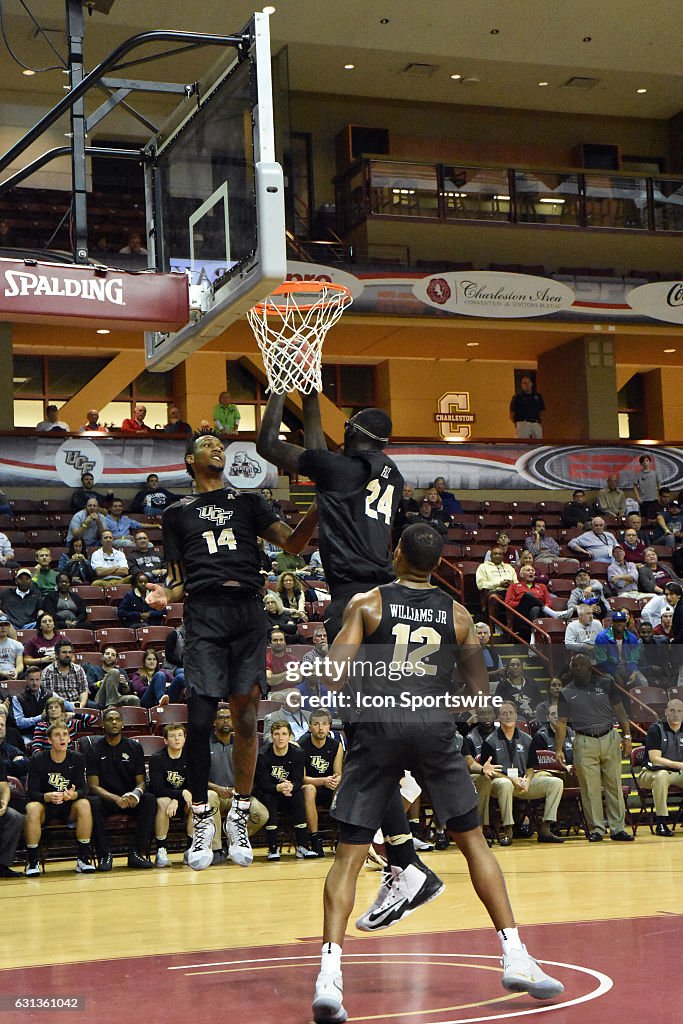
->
[487, 593, 551, 671]
[334, 157, 683, 236]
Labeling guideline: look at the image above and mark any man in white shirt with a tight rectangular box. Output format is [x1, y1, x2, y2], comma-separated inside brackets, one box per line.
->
[66, 497, 107, 547]
[564, 604, 603, 653]
[567, 516, 618, 563]
[475, 546, 518, 602]
[0, 533, 18, 569]
[90, 531, 130, 586]
[0, 615, 23, 679]
[36, 404, 69, 432]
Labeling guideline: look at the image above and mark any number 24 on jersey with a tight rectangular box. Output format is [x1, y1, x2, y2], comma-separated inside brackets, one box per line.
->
[365, 480, 394, 525]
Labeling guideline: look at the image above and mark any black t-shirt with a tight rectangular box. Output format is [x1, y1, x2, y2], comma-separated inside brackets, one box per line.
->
[255, 742, 305, 794]
[127, 550, 166, 575]
[27, 749, 87, 803]
[148, 749, 187, 798]
[509, 392, 545, 423]
[85, 736, 145, 795]
[298, 448, 403, 594]
[298, 733, 341, 778]
[162, 488, 278, 595]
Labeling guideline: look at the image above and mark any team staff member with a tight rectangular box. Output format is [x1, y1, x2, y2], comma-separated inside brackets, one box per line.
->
[637, 698, 683, 836]
[300, 710, 344, 857]
[555, 652, 634, 843]
[146, 430, 317, 871]
[509, 375, 545, 439]
[311, 525, 563, 1023]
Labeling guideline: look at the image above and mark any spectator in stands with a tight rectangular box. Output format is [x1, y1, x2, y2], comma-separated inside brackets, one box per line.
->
[415, 497, 448, 536]
[213, 390, 240, 435]
[86, 707, 156, 870]
[652, 607, 674, 640]
[0, 708, 29, 776]
[555, 652, 633, 842]
[620, 526, 647, 564]
[633, 454, 661, 520]
[162, 626, 186, 698]
[481, 701, 564, 844]
[79, 409, 108, 435]
[296, 628, 335, 710]
[70, 471, 112, 513]
[57, 539, 95, 585]
[32, 547, 57, 594]
[121, 403, 153, 434]
[474, 622, 505, 685]
[40, 640, 89, 708]
[262, 688, 310, 742]
[130, 474, 181, 516]
[272, 548, 307, 576]
[148, 722, 221, 868]
[475, 545, 518, 607]
[24, 721, 95, 876]
[509, 375, 545, 439]
[23, 613, 65, 670]
[104, 498, 146, 548]
[668, 582, 683, 646]
[594, 610, 644, 689]
[306, 547, 325, 579]
[93, 668, 139, 709]
[130, 649, 179, 708]
[126, 530, 166, 580]
[260, 487, 284, 520]
[30, 696, 92, 753]
[10, 667, 51, 745]
[395, 483, 420, 537]
[484, 530, 520, 564]
[0, 487, 12, 518]
[423, 487, 450, 526]
[432, 477, 462, 517]
[263, 592, 298, 640]
[300, 710, 344, 857]
[41, 573, 88, 629]
[637, 547, 680, 594]
[162, 406, 192, 437]
[597, 475, 627, 521]
[533, 677, 564, 724]
[567, 568, 608, 616]
[0, 615, 23, 681]
[651, 496, 683, 549]
[277, 571, 308, 622]
[36, 404, 69, 432]
[564, 603, 603, 653]
[117, 572, 167, 628]
[84, 645, 129, 700]
[0, 219, 16, 247]
[561, 489, 594, 530]
[0, 532, 19, 569]
[119, 231, 147, 254]
[623, 512, 651, 547]
[0, 568, 41, 629]
[638, 619, 675, 689]
[504, 564, 567, 642]
[266, 627, 303, 693]
[607, 545, 639, 595]
[0, 758, 23, 877]
[66, 497, 107, 548]
[495, 657, 542, 720]
[567, 516, 618, 563]
[523, 517, 561, 564]
[641, 586, 681, 629]
[461, 707, 500, 837]
[255, 720, 318, 860]
[90, 530, 131, 585]
[530, 705, 574, 767]
[516, 549, 549, 585]
[637, 698, 683, 836]
[208, 707, 269, 847]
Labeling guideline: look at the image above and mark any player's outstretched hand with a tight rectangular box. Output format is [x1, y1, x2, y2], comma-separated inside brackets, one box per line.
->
[145, 582, 168, 610]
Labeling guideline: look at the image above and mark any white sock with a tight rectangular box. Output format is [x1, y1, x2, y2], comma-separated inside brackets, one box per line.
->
[191, 802, 210, 815]
[320, 942, 342, 975]
[498, 927, 524, 955]
[543, 605, 559, 618]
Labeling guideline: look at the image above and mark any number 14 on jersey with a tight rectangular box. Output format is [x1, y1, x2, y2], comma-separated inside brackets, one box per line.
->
[202, 528, 237, 554]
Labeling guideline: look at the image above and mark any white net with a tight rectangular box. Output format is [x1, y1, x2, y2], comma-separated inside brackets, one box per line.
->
[247, 282, 353, 394]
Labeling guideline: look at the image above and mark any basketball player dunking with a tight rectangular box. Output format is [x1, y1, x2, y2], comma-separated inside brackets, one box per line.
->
[310, 523, 564, 1023]
[146, 430, 316, 870]
[258, 391, 442, 896]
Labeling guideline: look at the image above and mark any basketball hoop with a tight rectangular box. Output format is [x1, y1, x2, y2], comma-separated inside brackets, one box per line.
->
[247, 280, 353, 394]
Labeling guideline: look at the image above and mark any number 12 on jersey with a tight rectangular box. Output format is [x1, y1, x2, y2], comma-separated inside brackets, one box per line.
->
[365, 479, 394, 524]
[202, 528, 237, 554]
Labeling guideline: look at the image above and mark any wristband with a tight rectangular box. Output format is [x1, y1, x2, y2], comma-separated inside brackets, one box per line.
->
[132, 787, 143, 801]
[622, 734, 631, 740]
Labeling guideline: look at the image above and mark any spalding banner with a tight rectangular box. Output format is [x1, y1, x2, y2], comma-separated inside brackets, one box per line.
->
[0, 257, 189, 331]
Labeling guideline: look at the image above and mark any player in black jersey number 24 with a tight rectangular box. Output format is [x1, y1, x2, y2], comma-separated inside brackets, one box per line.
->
[146, 431, 317, 871]
[312, 524, 564, 1024]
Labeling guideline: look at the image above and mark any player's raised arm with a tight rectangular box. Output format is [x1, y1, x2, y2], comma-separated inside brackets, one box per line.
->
[262, 503, 318, 555]
[324, 589, 380, 690]
[257, 393, 304, 474]
[453, 604, 490, 700]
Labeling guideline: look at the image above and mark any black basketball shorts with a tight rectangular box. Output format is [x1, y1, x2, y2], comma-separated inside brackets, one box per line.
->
[183, 590, 269, 700]
[330, 718, 478, 833]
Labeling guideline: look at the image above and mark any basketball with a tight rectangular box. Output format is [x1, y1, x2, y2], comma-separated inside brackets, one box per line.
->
[285, 338, 316, 372]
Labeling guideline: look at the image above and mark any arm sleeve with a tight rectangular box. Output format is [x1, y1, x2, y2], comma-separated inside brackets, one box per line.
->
[255, 750, 278, 793]
[27, 756, 45, 803]
[290, 748, 305, 791]
[644, 723, 661, 755]
[72, 753, 88, 799]
[557, 691, 570, 720]
[129, 490, 144, 514]
[298, 449, 364, 491]
[462, 737, 476, 759]
[148, 754, 172, 797]
[480, 738, 496, 765]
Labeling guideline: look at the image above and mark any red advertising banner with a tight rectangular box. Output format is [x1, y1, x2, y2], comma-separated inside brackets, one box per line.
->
[0, 257, 189, 331]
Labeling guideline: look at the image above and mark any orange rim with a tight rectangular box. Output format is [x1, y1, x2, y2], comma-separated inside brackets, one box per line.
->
[251, 280, 352, 314]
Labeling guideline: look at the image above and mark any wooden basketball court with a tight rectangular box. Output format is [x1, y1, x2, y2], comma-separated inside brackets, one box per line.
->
[1, 832, 680, 1022]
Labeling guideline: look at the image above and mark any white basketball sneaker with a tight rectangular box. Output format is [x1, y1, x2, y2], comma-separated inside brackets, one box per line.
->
[224, 804, 253, 867]
[355, 863, 444, 932]
[312, 970, 347, 1023]
[187, 804, 215, 871]
[502, 946, 565, 999]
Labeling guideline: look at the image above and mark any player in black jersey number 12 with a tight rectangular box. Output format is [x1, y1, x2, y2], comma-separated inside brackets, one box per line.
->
[146, 431, 317, 870]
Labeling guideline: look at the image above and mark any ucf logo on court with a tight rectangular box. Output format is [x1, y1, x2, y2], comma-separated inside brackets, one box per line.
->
[198, 506, 234, 526]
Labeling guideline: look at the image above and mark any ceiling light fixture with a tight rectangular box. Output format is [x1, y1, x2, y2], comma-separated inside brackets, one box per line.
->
[262, 5, 276, 13]
[344, 63, 354, 70]
[450, 73, 461, 80]
[494, 194, 510, 201]
[22, 68, 35, 77]
[664, 348, 676, 353]
[96, 329, 111, 335]
[538, 81, 549, 86]
[636, 87, 647, 94]
[466, 342, 479, 347]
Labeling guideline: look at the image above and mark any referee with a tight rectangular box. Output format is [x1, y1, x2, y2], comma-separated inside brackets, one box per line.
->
[554, 652, 634, 842]
[509, 375, 545, 439]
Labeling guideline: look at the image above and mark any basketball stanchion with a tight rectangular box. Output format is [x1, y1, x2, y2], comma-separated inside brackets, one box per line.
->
[247, 280, 353, 394]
